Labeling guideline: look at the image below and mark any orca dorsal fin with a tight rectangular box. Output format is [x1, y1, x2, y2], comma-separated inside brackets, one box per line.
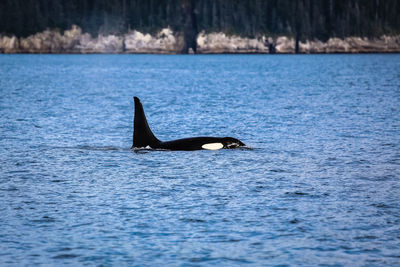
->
[132, 97, 161, 148]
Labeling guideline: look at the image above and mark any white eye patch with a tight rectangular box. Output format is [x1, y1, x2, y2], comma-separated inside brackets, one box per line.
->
[202, 143, 223, 150]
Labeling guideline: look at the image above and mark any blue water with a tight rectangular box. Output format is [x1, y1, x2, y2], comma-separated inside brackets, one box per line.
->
[1, 54, 399, 266]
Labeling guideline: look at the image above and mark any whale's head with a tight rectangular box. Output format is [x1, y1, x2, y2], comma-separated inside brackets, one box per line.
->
[222, 137, 246, 149]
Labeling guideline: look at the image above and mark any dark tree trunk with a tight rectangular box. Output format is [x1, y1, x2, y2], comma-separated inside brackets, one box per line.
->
[267, 38, 276, 54]
[181, 0, 198, 54]
[295, 33, 300, 54]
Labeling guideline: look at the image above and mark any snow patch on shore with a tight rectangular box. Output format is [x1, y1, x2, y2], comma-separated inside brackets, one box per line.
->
[196, 31, 269, 53]
[0, 25, 399, 54]
[0, 25, 183, 54]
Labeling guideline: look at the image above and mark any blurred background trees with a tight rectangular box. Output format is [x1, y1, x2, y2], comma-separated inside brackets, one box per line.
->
[1, 0, 399, 40]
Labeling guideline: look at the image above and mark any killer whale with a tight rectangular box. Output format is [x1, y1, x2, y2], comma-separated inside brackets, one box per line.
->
[131, 97, 245, 151]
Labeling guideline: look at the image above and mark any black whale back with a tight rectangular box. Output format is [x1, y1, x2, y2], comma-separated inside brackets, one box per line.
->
[132, 97, 245, 150]
[132, 97, 161, 148]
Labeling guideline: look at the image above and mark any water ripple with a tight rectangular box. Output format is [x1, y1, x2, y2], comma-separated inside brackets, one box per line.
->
[0, 54, 399, 266]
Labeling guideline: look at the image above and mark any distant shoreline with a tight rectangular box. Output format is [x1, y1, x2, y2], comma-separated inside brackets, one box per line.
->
[1, 26, 399, 54]
[2, 52, 400, 55]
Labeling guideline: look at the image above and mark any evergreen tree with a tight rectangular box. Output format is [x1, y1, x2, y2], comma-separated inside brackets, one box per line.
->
[0, 0, 398, 39]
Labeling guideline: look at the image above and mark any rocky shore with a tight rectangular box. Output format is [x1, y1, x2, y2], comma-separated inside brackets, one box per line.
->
[1, 25, 399, 54]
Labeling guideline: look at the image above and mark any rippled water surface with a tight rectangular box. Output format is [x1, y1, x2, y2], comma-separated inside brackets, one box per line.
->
[1, 54, 400, 266]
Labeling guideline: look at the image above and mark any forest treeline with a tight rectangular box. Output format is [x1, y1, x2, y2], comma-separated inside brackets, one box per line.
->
[1, 0, 399, 41]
